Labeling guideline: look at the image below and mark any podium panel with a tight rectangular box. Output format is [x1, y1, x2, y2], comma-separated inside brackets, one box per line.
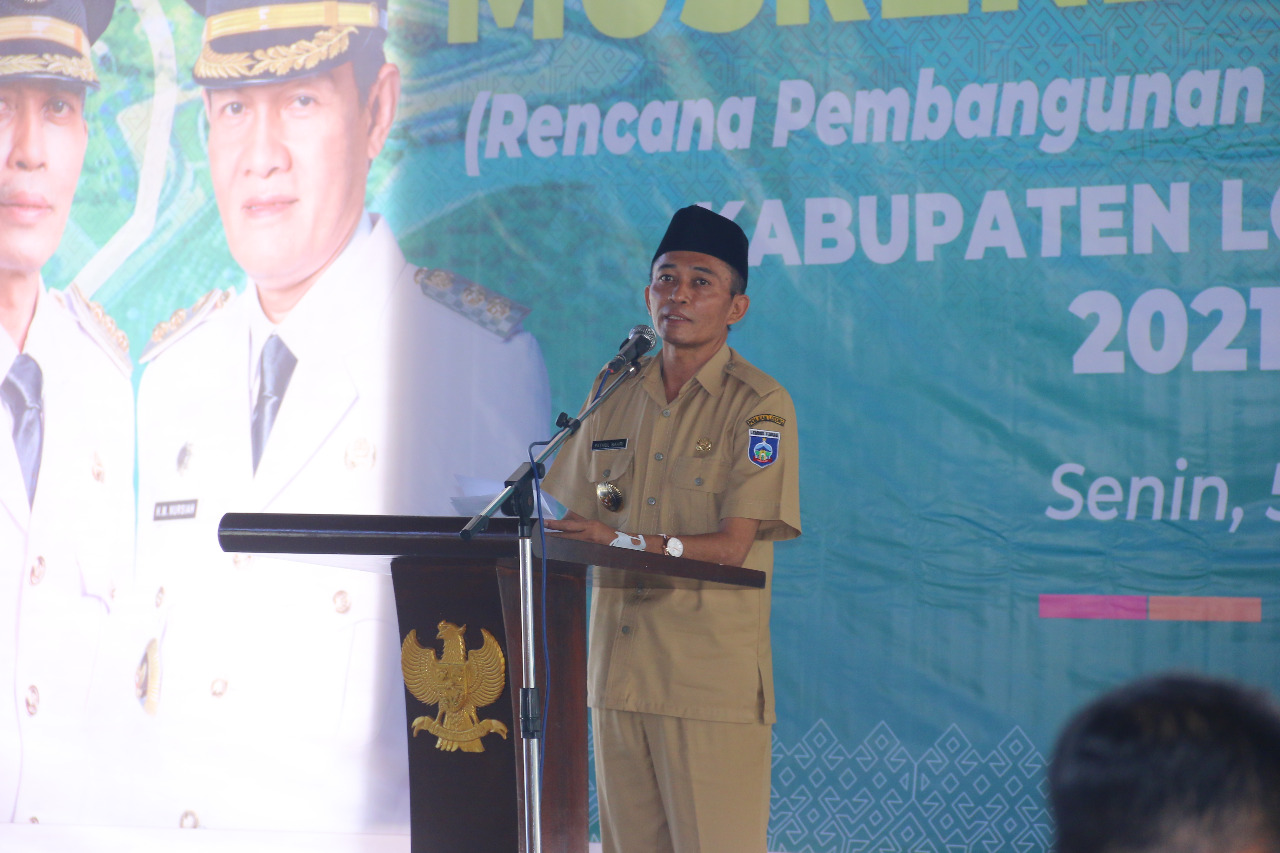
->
[390, 556, 588, 853]
[390, 559, 520, 851]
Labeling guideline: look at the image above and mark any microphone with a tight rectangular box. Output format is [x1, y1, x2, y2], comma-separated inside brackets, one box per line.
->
[605, 324, 657, 374]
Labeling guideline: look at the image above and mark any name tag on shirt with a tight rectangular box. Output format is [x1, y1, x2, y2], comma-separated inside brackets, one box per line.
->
[592, 439, 628, 451]
[154, 499, 198, 521]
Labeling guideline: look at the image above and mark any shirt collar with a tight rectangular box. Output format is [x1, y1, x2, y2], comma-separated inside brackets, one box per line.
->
[0, 303, 21, 378]
[1, 281, 48, 376]
[638, 341, 734, 405]
[247, 210, 374, 369]
[692, 343, 733, 397]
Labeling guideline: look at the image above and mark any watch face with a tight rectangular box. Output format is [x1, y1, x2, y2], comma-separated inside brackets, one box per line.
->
[665, 536, 684, 558]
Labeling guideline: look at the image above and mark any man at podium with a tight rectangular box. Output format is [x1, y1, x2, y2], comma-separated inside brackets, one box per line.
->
[543, 205, 801, 852]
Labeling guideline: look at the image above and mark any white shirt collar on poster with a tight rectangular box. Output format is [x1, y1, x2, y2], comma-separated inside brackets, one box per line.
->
[0, 282, 47, 439]
[247, 210, 375, 400]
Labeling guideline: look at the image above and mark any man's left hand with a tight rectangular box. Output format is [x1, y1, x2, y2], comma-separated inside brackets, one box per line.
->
[542, 511, 615, 546]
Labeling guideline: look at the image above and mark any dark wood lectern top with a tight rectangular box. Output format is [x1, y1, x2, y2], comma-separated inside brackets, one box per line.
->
[218, 513, 766, 590]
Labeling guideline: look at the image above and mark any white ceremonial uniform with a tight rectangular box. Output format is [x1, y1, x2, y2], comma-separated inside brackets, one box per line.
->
[0, 284, 135, 825]
[135, 214, 550, 832]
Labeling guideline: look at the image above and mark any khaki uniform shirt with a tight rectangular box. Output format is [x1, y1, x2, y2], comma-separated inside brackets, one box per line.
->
[543, 344, 800, 724]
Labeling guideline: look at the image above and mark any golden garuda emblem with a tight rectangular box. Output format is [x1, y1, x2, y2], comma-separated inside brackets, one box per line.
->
[401, 621, 509, 753]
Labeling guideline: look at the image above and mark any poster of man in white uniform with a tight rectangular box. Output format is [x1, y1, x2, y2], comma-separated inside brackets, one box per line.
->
[0, 0, 139, 827]
[133, 0, 551, 832]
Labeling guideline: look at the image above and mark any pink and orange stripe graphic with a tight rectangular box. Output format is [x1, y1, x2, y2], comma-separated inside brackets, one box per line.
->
[1039, 595, 1262, 622]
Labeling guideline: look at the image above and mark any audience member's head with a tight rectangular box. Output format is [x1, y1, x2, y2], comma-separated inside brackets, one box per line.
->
[1050, 673, 1280, 853]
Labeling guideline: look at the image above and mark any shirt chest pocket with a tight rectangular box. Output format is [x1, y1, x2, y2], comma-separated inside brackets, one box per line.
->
[587, 447, 635, 482]
[584, 449, 635, 517]
[670, 456, 732, 495]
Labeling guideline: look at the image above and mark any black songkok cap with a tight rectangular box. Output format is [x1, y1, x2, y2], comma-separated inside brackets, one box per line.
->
[0, 0, 115, 87]
[652, 205, 749, 290]
[186, 0, 388, 88]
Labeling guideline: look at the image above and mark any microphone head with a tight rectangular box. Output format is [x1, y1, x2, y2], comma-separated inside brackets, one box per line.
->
[605, 325, 658, 375]
[631, 324, 657, 356]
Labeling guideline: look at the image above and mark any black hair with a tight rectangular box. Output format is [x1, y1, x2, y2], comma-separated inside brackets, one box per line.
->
[728, 267, 746, 297]
[1049, 673, 1280, 853]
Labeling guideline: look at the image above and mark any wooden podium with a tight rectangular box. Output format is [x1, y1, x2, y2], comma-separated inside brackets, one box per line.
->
[218, 513, 765, 853]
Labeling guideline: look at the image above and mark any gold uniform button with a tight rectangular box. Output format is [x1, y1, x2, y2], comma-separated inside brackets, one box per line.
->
[210, 678, 228, 698]
[25, 685, 39, 715]
[176, 443, 194, 475]
[136, 639, 161, 716]
[333, 590, 351, 614]
[179, 811, 199, 829]
[344, 438, 376, 471]
[28, 556, 45, 585]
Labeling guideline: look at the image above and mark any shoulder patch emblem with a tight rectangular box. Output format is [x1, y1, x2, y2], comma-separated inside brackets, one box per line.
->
[64, 283, 132, 375]
[748, 428, 780, 469]
[141, 288, 234, 363]
[414, 267, 531, 341]
[746, 413, 786, 428]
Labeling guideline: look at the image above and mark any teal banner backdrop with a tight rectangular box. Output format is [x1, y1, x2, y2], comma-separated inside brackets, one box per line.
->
[30, 0, 1280, 848]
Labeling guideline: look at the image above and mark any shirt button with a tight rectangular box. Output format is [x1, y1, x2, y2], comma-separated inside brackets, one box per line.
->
[654, 452, 664, 461]
[602, 469, 611, 478]
[180, 811, 200, 829]
[28, 556, 45, 585]
[25, 686, 39, 715]
[662, 410, 671, 418]
[333, 590, 351, 614]
[694, 477, 704, 486]
[211, 679, 228, 698]
[177, 443, 194, 474]
[620, 626, 632, 636]
[647, 497, 656, 506]
[344, 437, 376, 471]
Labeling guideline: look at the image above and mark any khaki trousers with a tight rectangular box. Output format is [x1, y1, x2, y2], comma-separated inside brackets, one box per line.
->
[593, 708, 772, 853]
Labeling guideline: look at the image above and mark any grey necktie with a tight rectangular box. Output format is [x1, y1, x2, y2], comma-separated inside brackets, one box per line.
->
[2, 354, 43, 506]
[251, 335, 296, 473]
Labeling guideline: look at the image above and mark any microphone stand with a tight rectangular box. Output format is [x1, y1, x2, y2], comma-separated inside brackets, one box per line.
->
[460, 360, 642, 853]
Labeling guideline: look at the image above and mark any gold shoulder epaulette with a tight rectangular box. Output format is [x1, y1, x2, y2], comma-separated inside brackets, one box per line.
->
[62, 283, 132, 376]
[413, 267, 531, 341]
[726, 355, 782, 398]
[141, 288, 234, 364]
